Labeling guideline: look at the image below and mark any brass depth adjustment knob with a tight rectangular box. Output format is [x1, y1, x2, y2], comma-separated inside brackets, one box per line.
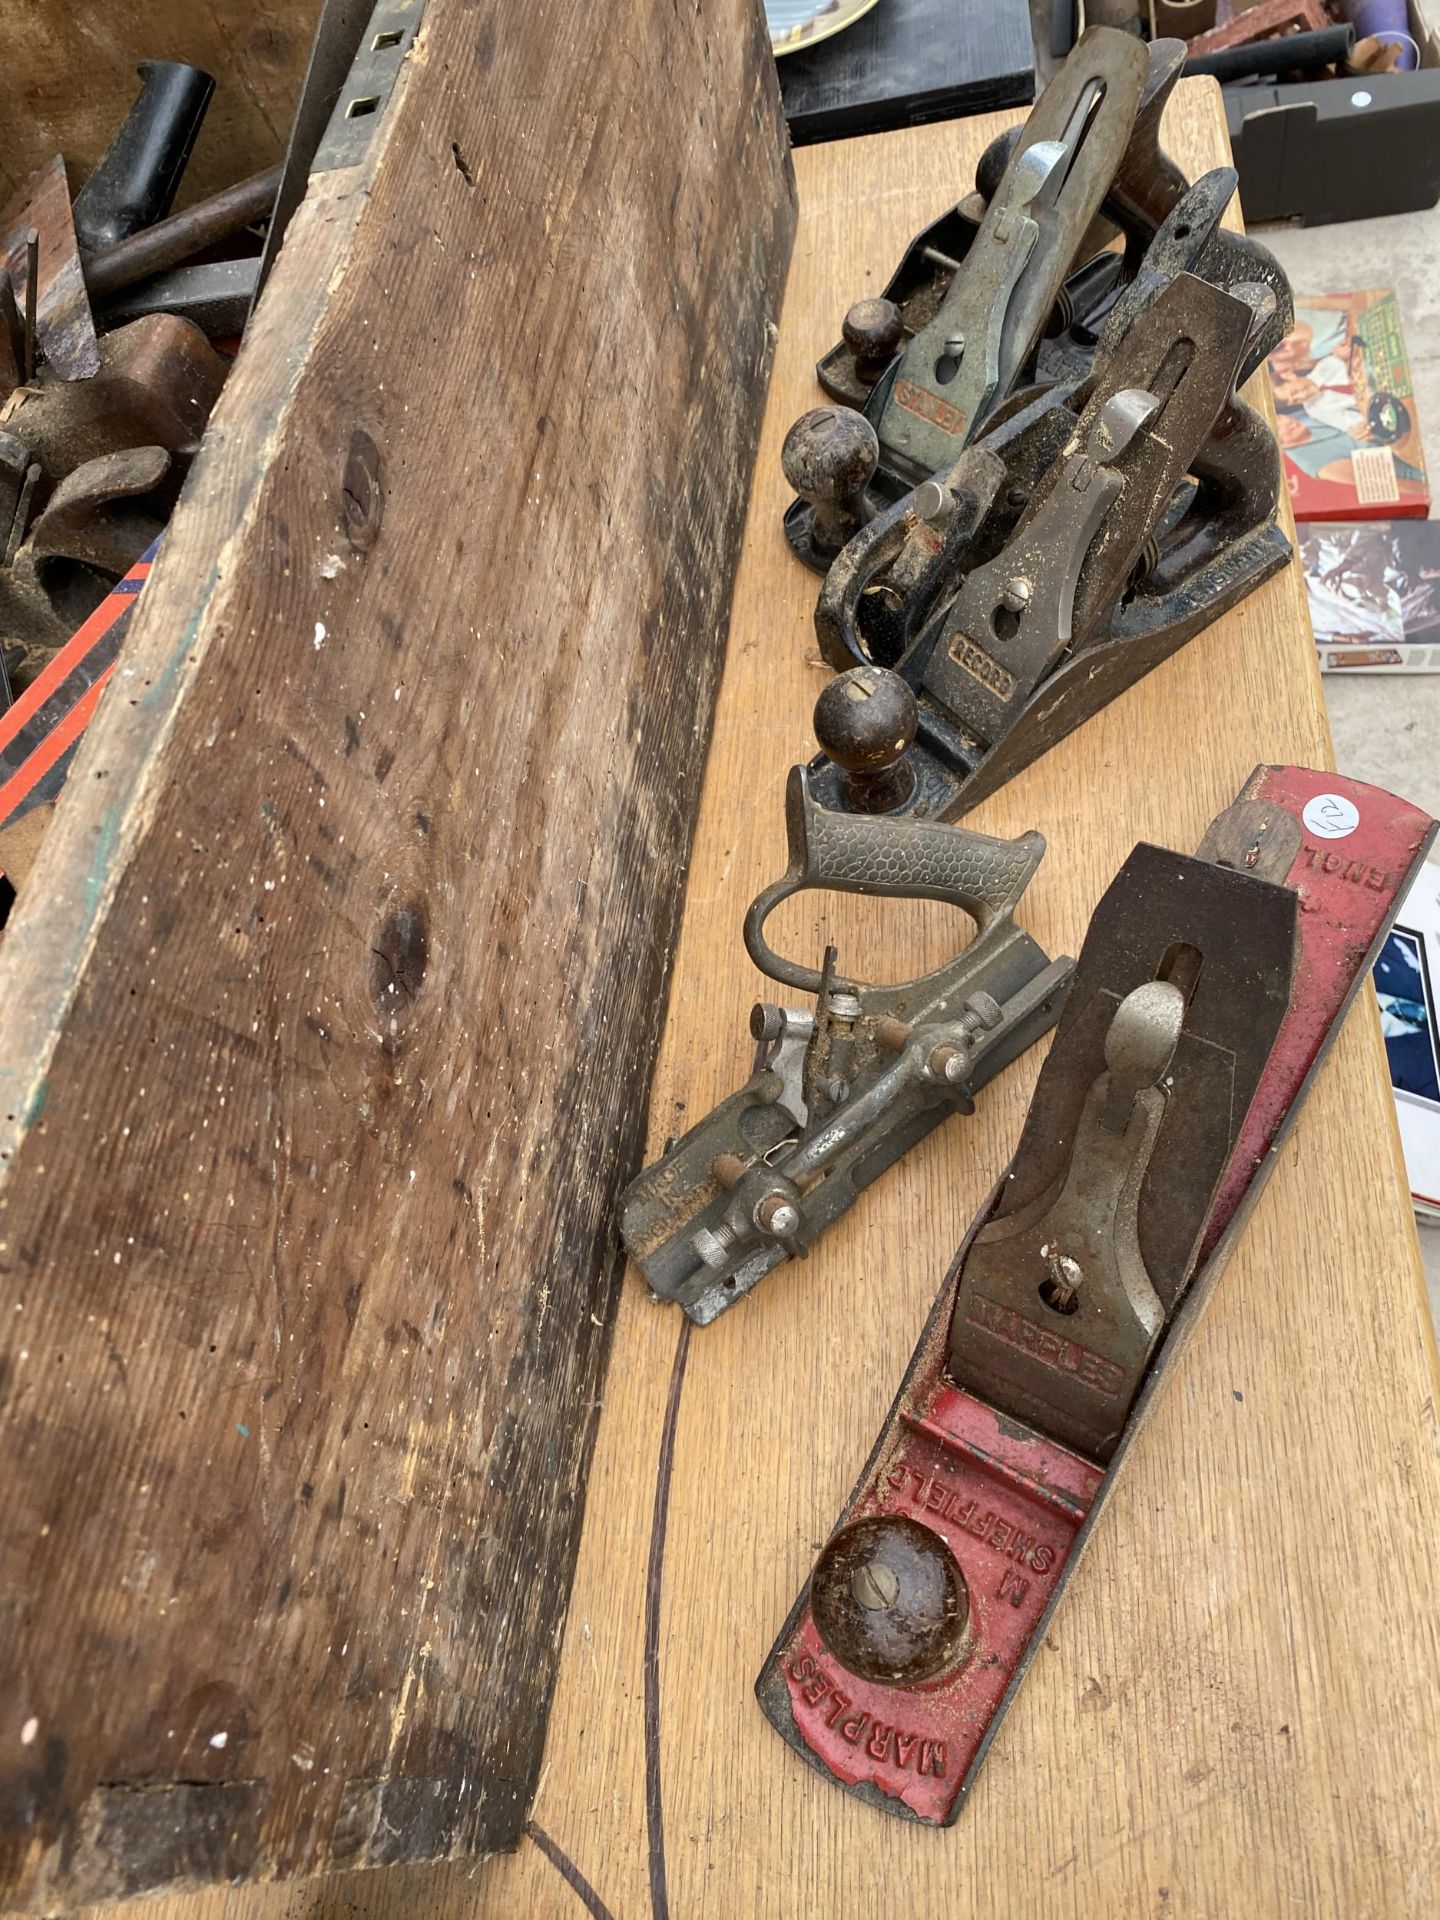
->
[781, 406, 879, 556]
[814, 665, 918, 814]
[841, 297, 904, 383]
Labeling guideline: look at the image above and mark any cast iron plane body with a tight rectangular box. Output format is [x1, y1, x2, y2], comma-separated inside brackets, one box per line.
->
[781, 31, 1292, 575]
[802, 233, 1290, 823]
[859, 28, 1145, 492]
[619, 768, 1074, 1324]
[775, 32, 1295, 829]
[809, 35, 1192, 420]
[756, 765, 1435, 1823]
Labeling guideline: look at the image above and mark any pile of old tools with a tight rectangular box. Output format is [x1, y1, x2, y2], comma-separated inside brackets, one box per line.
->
[784, 28, 1294, 823]
[1087, 2, 1416, 82]
[625, 26, 1298, 1306]
[1172, 1, 1418, 84]
[0, 60, 280, 702]
[618, 29, 1438, 1822]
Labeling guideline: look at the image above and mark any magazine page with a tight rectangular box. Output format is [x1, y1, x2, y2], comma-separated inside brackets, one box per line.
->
[1375, 859, 1440, 1215]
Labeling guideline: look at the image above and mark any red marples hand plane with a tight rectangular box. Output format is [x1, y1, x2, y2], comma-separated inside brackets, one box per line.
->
[756, 765, 1434, 1824]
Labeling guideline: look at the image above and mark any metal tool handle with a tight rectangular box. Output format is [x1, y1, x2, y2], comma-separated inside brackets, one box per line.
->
[85, 168, 281, 302]
[73, 62, 215, 255]
[813, 444, 1007, 673]
[743, 767, 1045, 992]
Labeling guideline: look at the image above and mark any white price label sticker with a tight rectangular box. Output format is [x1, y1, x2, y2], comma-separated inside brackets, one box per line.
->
[1302, 793, 1360, 840]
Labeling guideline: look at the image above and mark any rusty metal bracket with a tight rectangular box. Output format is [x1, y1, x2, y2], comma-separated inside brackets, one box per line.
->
[311, 0, 428, 176]
[0, 447, 171, 686]
[757, 766, 1436, 1824]
[618, 764, 1074, 1325]
[0, 314, 227, 485]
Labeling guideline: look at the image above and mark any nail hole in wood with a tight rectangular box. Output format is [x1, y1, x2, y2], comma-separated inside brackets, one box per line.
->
[342, 428, 384, 552]
[370, 903, 429, 1025]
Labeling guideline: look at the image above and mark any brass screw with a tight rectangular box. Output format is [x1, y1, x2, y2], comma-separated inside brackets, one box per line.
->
[851, 1561, 900, 1611]
[1042, 1250, 1083, 1313]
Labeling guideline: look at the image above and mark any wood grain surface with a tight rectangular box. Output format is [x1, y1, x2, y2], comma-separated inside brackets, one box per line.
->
[39, 80, 1440, 1920]
[0, 3, 320, 214]
[0, 0, 793, 1907]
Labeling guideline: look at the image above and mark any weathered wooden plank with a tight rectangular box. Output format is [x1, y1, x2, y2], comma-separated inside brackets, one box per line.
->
[0, 0, 794, 1908]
